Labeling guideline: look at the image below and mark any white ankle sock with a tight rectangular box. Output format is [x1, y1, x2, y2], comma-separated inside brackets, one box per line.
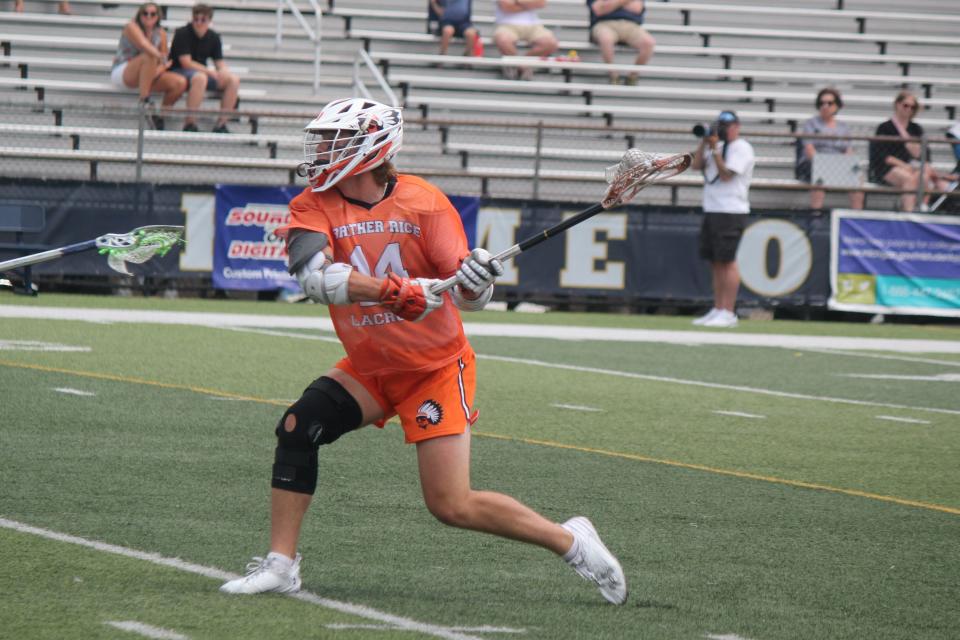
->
[561, 530, 581, 563]
[266, 551, 295, 569]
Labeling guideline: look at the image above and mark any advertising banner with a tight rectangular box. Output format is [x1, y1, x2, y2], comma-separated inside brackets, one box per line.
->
[212, 185, 302, 290]
[479, 202, 831, 306]
[0, 180, 834, 309]
[829, 209, 960, 317]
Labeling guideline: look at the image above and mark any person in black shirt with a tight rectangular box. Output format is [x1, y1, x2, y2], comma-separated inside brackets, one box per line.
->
[869, 90, 954, 211]
[169, 3, 240, 133]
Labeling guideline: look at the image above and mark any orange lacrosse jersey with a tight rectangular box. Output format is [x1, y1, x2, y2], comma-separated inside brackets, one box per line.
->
[281, 174, 470, 376]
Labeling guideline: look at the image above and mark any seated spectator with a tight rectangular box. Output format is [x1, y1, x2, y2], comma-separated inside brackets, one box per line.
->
[170, 3, 241, 133]
[796, 87, 864, 211]
[494, 0, 558, 81]
[110, 2, 186, 131]
[586, 0, 655, 85]
[869, 90, 954, 212]
[14, 0, 72, 13]
[429, 0, 480, 57]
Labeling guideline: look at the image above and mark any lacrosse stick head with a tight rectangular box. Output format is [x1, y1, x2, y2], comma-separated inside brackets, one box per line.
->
[96, 225, 184, 275]
[602, 148, 692, 208]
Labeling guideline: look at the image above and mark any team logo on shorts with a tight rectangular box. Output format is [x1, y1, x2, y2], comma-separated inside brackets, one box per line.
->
[415, 400, 444, 429]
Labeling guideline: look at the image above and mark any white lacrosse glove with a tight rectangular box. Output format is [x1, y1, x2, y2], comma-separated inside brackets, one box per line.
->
[455, 248, 504, 296]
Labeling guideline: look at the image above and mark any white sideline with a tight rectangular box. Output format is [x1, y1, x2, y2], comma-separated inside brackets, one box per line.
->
[105, 621, 188, 640]
[53, 387, 96, 397]
[175, 325, 960, 418]
[2, 305, 960, 354]
[713, 411, 765, 419]
[0, 518, 490, 640]
[0, 339, 91, 352]
[876, 415, 932, 425]
[551, 403, 603, 412]
[479, 354, 960, 418]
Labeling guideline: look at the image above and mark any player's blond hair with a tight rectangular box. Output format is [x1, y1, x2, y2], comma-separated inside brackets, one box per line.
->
[371, 160, 397, 186]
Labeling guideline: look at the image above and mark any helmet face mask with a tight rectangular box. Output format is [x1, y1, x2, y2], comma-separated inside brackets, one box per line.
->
[302, 98, 403, 192]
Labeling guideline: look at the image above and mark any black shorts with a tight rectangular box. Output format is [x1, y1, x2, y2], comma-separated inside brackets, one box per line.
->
[699, 212, 746, 263]
[436, 20, 473, 37]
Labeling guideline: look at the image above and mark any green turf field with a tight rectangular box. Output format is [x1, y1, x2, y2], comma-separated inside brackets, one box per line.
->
[1, 294, 958, 640]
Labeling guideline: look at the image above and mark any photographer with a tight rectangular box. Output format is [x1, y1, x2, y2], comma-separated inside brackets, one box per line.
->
[690, 110, 755, 328]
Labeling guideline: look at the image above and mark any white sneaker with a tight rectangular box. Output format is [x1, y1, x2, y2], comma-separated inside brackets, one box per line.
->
[692, 308, 721, 326]
[219, 552, 302, 594]
[702, 309, 738, 328]
[562, 517, 628, 605]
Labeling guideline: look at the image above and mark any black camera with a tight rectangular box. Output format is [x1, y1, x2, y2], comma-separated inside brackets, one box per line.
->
[692, 121, 728, 141]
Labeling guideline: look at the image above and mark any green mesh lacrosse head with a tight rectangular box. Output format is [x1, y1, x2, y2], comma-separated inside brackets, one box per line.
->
[96, 225, 184, 275]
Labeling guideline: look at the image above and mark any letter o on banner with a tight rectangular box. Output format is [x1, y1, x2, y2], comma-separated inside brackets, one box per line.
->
[737, 219, 812, 297]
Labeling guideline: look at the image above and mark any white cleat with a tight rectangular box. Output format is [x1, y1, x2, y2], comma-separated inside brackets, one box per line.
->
[702, 309, 738, 328]
[219, 553, 302, 595]
[562, 517, 628, 605]
[693, 308, 721, 326]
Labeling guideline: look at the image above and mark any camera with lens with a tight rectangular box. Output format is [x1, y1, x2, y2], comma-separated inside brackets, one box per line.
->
[692, 121, 729, 141]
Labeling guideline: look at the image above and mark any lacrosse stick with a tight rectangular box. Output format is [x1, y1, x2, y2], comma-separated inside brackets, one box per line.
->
[0, 225, 184, 276]
[431, 148, 692, 294]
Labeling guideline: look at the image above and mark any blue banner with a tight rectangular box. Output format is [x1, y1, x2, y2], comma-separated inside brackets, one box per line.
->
[829, 209, 960, 317]
[213, 185, 303, 290]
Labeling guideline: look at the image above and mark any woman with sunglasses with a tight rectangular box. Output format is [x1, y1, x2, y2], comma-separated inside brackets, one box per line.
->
[796, 87, 864, 211]
[869, 90, 953, 211]
[110, 2, 187, 129]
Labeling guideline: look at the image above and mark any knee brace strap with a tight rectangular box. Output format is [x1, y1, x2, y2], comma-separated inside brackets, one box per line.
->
[271, 376, 363, 495]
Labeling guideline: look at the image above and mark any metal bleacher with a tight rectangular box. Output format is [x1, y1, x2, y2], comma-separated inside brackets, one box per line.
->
[0, 0, 957, 208]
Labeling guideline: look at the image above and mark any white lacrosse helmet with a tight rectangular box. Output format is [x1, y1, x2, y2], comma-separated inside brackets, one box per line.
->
[302, 98, 403, 192]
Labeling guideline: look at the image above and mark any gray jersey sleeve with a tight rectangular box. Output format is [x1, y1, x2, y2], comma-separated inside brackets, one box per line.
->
[286, 230, 330, 275]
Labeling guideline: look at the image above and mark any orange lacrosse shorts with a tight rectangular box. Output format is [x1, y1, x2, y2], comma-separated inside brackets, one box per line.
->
[334, 349, 479, 444]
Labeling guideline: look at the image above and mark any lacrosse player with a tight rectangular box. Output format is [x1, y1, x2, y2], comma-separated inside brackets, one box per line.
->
[219, 98, 627, 605]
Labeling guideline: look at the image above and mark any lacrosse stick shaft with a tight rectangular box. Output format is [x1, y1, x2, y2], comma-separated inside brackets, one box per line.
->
[0, 240, 96, 272]
[430, 203, 603, 294]
[429, 149, 691, 296]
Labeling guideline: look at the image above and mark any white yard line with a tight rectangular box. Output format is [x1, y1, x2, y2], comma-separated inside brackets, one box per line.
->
[105, 621, 188, 640]
[220, 326, 342, 344]
[0, 339, 90, 352]
[3, 305, 957, 417]
[705, 634, 755, 640]
[0, 518, 492, 640]
[479, 354, 960, 417]
[550, 403, 603, 412]
[876, 415, 932, 425]
[837, 372, 960, 382]
[799, 347, 960, 368]
[326, 624, 526, 634]
[713, 411, 765, 419]
[53, 387, 96, 397]
[2, 305, 960, 354]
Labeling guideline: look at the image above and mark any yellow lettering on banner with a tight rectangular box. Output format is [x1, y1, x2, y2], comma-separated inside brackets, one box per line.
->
[738, 219, 812, 297]
[475, 207, 522, 285]
[559, 213, 626, 289]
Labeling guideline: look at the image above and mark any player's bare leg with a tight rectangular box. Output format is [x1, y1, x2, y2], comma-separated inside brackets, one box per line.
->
[222, 367, 382, 594]
[269, 366, 382, 558]
[417, 431, 572, 553]
[417, 431, 627, 603]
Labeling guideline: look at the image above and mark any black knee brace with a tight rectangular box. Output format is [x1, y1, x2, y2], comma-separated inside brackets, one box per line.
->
[271, 376, 363, 495]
